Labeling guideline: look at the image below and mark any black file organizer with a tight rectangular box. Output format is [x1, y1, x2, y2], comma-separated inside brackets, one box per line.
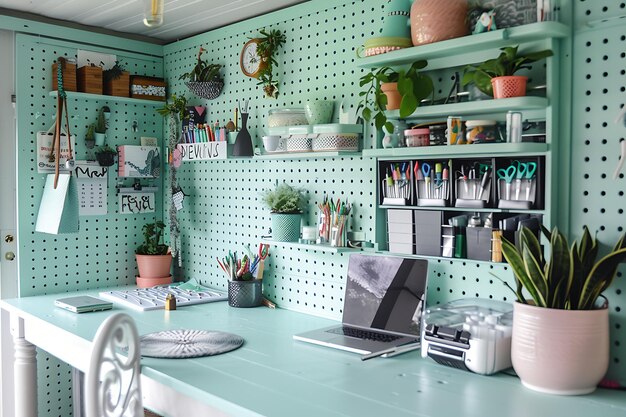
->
[415, 159, 451, 207]
[453, 158, 494, 209]
[495, 156, 545, 210]
[379, 160, 414, 206]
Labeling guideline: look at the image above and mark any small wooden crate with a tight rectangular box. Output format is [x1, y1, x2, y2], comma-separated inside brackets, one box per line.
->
[77, 66, 103, 94]
[51, 62, 77, 92]
[104, 71, 130, 97]
[131, 76, 166, 101]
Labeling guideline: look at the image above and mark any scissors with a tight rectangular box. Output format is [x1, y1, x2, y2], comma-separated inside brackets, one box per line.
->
[422, 162, 432, 198]
[497, 165, 516, 200]
[513, 161, 538, 200]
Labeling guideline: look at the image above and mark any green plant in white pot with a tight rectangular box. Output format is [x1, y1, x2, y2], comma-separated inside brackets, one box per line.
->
[500, 226, 626, 395]
[261, 183, 306, 242]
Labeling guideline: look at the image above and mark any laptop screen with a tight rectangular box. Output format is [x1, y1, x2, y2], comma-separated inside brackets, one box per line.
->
[342, 254, 428, 336]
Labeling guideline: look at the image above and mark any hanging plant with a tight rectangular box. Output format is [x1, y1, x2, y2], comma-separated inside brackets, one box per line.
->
[179, 47, 224, 100]
[157, 94, 188, 121]
[256, 29, 287, 98]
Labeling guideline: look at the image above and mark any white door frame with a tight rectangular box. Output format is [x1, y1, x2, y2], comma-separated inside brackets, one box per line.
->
[0, 28, 17, 417]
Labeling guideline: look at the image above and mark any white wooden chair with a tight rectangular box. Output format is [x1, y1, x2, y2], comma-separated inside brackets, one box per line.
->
[85, 313, 143, 417]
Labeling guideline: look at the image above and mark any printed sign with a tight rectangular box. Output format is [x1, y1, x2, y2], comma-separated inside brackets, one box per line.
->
[177, 142, 227, 161]
[119, 192, 155, 214]
[37, 131, 76, 173]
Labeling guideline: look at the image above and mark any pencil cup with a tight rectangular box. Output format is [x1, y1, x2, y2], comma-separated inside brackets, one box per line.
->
[228, 280, 263, 308]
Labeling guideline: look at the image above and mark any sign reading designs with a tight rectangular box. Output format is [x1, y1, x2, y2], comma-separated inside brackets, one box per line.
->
[118, 191, 155, 214]
[177, 142, 227, 161]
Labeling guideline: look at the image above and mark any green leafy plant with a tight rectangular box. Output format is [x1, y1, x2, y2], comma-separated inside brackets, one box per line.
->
[461, 45, 553, 96]
[179, 47, 222, 82]
[136, 221, 169, 255]
[157, 94, 188, 121]
[95, 144, 116, 155]
[255, 29, 287, 98]
[357, 60, 433, 133]
[103, 60, 126, 82]
[261, 183, 306, 214]
[500, 226, 626, 310]
[95, 108, 107, 134]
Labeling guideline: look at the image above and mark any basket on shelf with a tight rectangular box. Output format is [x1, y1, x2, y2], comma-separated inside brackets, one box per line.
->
[312, 134, 360, 152]
[185, 81, 224, 100]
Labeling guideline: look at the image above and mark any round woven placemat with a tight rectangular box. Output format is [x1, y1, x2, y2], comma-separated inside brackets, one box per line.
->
[139, 329, 243, 359]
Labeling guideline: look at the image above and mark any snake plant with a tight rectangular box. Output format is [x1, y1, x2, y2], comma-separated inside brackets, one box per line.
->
[501, 226, 626, 310]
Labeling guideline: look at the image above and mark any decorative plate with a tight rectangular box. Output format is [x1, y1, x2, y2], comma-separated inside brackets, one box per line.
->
[139, 329, 243, 359]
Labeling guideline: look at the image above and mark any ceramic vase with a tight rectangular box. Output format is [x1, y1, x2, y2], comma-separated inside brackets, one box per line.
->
[304, 100, 334, 125]
[233, 112, 253, 156]
[271, 213, 302, 242]
[511, 301, 609, 395]
[410, 0, 468, 46]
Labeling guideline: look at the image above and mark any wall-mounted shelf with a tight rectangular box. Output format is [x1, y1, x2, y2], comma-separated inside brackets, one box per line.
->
[49, 90, 165, 105]
[384, 96, 548, 120]
[378, 205, 546, 215]
[364, 142, 548, 159]
[255, 151, 362, 160]
[261, 240, 360, 253]
[375, 250, 509, 267]
[357, 21, 569, 69]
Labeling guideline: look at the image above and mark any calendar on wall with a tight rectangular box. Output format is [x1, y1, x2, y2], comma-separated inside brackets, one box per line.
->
[74, 161, 108, 216]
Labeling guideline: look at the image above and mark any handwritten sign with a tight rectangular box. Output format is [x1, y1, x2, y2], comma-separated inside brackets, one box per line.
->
[119, 192, 155, 214]
[177, 142, 227, 161]
[74, 161, 107, 216]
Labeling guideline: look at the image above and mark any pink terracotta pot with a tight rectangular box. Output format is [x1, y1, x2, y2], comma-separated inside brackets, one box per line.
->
[135, 254, 172, 278]
[491, 75, 528, 99]
[136, 275, 172, 289]
[381, 82, 401, 110]
[410, 0, 468, 46]
[512, 301, 609, 395]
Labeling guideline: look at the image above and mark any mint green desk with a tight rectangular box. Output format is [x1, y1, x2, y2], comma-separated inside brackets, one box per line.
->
[2, 289, 626, 417]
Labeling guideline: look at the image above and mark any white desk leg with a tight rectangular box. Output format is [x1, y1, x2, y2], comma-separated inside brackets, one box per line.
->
[10, 315, 37, 417]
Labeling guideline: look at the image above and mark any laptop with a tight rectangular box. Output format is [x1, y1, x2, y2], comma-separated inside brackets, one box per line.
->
[293, 254, 428, 355]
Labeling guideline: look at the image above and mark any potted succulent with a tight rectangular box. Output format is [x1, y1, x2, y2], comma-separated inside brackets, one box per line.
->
[135, 221, 172, 288]
[357, 60, 433, 133]
[500, 226, 626, 395]
[95, 145, 117, 167]
[462, 45, 553, 99]
[85, 124, 96, 149]
[180, 47, 224, 100]
[94, 107, 107, 146]
[103, 60, 130, 97]
[261, 183, 306, 242]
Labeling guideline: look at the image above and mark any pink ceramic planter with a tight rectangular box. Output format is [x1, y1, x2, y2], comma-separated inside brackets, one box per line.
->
[410, 0, 468, 46]
[136, 253, 172, 278]
[136, 275, 173, 288]
[511, 301, 609, 395]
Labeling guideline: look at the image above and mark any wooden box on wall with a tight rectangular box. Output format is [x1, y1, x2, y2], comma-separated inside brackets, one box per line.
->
[130, 76, 166, 101]
[77, 66, 103, 94]
[104, 71, 130, 97]
[51, 62, 77, 92]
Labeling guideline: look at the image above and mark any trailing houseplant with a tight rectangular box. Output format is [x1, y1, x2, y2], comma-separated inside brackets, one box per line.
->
[461, 45, 553, 98]
[180, 47, 224, 99]
[499, 226, 626, 395]
[261, 183, 306, 242]
[256, 28, 287, 98]
[135, 221, 172, 287]
[94, 145, 116, 167]
[357, 60, 433, 133]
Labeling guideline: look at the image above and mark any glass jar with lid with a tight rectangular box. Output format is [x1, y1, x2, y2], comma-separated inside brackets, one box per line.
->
[267, 108, 308, 128]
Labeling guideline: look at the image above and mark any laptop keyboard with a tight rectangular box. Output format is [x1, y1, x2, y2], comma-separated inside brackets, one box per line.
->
[327, 326, 402, 343]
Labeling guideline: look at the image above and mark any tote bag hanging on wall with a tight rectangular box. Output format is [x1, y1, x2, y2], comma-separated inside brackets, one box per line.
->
[35, 173, 79, 234]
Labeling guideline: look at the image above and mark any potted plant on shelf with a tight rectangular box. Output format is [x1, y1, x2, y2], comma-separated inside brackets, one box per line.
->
[179, 47, 224, 100]
[95, 145, 117, 167]
[500, 226, 626, 395]
[135, 220, 172, 288]
[85, 124, 96, 149]
[94, 107, 107, 146]
[461, 45, 553, 99]
[103, 60, 130, 97]
[357, 60, 433, 133]
[261, 183, 306, 242]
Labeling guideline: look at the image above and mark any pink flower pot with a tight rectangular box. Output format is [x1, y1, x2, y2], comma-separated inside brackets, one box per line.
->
[135, 254, 172, 278]
[512, 301, 609, 395]
[381, 82, 401, 110]
[136, 275, 173, 289]
[491, 76, 528, 99]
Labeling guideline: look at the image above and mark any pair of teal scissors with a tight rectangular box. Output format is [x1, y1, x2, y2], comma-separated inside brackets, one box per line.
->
[497, 161, 537, 200]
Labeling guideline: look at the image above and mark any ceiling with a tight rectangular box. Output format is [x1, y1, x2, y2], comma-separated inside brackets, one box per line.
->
[0, 0, 308, 43]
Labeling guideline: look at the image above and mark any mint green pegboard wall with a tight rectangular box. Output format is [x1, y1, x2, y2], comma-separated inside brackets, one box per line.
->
[14, 33, 164, 416]
[570, 0, 626, 383]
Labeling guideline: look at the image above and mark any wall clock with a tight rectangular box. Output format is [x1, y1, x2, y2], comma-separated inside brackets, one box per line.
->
[240, 39, 267, 78]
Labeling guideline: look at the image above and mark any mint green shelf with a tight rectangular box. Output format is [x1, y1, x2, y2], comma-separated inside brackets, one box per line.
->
[379, 205, 546, 215]
[385, 96, 548, 120]
[49, 90, 164, 105]
[255, 151, 361, 160]
[374, 251, 509, 267]
[261, 240, 361, 253]
[363, 142, 548, 159]
[357, 21, 569, 69]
